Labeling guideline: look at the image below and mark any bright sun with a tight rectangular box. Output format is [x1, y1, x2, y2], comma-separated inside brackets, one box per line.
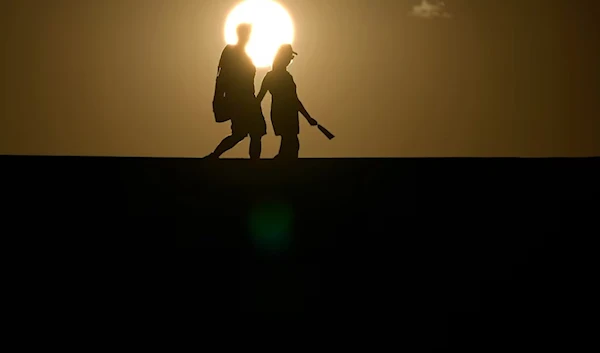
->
[225, 0, 294, 68]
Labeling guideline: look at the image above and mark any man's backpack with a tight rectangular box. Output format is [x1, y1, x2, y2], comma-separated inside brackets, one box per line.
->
[213, 45, 234, 123]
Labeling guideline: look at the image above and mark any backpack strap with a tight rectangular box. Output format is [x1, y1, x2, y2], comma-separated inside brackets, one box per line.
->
[217, 45, 234, 76]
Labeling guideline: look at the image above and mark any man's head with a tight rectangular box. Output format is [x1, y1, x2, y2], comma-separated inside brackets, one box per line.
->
[236, 23, 252, 47]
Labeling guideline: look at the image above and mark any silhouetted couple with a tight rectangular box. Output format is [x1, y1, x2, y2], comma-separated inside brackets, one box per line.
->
[204, 23, 317, 160]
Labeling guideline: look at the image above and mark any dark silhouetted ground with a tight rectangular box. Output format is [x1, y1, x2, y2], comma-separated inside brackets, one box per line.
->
[2, 157, 596, 344]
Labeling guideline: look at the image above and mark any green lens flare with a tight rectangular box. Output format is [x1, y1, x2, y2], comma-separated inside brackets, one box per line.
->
[248, 202, 294, 254]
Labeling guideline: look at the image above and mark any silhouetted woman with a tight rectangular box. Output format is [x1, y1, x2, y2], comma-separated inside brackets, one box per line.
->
[257, 44, 317, 160]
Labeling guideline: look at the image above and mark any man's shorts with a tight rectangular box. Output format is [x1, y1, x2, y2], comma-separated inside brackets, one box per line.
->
[229, 97, 267, 138]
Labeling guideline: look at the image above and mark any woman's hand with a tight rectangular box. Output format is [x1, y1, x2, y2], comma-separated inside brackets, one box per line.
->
[306, 117, 318, 126]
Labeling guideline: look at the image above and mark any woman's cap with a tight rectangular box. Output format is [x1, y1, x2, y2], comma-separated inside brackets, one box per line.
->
[279, 44, 298, 56]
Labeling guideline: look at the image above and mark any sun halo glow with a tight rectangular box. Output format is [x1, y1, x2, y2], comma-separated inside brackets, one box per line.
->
[224, 0, 295, 68]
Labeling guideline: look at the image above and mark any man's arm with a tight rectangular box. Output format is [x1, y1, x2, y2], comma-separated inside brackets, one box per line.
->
[256, 74, 270, 103]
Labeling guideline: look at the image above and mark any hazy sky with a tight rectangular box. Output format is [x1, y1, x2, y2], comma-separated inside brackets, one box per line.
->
[1, 0, 599, 157]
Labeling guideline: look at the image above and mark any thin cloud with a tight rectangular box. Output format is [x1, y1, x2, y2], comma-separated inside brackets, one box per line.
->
[410, 1, 452, 19]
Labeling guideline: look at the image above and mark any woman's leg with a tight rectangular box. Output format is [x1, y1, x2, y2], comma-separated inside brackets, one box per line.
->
[279, 135, 300, 159]
[274, 135, 284, 159]
[290, 135, 300, 159]
[249, 134, 262, 160]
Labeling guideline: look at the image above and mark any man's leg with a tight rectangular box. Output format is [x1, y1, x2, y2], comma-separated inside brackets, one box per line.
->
[249, 134, 262, 160]
[274, 136, 285, 159]
[212, 134, 246, 158]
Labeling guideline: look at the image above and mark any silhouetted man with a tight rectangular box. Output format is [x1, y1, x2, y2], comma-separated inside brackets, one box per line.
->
[205, 23, 266, 160]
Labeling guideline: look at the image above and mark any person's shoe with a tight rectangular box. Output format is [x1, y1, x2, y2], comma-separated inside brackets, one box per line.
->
[202, 153, 219, 160]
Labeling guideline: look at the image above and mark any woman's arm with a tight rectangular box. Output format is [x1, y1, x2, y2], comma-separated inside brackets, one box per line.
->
[298, 99, 318, 126]
[293, 77, 318, 126]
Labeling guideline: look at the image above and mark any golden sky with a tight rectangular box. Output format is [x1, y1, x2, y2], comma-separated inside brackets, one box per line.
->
[1, 0, 599, 157]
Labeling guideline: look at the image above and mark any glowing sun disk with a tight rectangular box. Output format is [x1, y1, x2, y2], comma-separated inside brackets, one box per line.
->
[224, 0, 295, 68]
